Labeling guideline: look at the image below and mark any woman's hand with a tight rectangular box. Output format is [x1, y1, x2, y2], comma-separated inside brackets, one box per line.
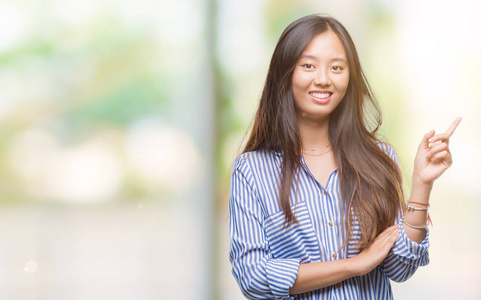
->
[351, 225, 399, 276]
[413, 117, 462, 186]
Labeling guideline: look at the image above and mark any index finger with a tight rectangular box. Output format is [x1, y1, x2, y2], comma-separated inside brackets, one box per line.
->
[445, 117, 462, 137]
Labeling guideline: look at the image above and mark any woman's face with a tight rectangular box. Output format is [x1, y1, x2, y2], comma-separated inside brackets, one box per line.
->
[291, 30, 350, 123]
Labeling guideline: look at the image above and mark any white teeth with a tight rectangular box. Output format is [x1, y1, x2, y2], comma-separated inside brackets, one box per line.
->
[310, 92, 331, 99]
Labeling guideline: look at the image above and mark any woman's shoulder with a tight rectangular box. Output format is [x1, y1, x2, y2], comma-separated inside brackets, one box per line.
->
[232, 149, 281, 174]
[374, 140, 399, 163]
[374, 139, 395, 151]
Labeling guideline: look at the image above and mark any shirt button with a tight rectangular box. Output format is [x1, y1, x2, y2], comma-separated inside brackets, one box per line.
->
[328, 221, 333, 226]
[332, 253, 337, 259]
[336, 283, 342, 289]
[323, 191, 327, 195]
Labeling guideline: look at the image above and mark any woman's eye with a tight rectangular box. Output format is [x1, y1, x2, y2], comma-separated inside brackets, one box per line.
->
[303, 64, 314, 69]
[332, 66, 343, 71]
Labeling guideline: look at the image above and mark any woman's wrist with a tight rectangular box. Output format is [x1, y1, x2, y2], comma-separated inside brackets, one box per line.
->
[345, 256, 361, 277]
[412, 173, 434, 190]
[410, 174, 433, 204]
[347, 254, 372, 277]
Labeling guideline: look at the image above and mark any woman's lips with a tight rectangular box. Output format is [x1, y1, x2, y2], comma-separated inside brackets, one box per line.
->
[309, 91, 332, 104]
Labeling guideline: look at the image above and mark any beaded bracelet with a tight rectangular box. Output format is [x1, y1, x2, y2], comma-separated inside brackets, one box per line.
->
[406, 205, 429, 211]
[402, 219, 430, 230]
[408, 201, 430, 207]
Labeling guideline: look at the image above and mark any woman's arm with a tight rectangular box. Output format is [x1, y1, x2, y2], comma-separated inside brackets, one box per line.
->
[404, 117, 461, 243]
[229, 160, 300, 299]
[290, 225, 399, 295]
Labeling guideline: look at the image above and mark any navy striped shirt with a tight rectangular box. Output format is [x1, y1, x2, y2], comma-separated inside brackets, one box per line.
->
[228, 143, 429, 299]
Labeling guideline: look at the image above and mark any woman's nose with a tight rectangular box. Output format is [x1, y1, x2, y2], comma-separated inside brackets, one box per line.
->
[314, 69, 330, 86]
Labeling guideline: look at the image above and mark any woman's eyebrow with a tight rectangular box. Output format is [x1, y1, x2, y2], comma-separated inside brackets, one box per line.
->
[331, 57, 347, 63]
[298, 54, 347, 63]
[298, 54, 318, 61]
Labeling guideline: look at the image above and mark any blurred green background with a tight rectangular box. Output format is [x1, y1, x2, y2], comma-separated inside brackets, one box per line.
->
[0, 0, 479, 299]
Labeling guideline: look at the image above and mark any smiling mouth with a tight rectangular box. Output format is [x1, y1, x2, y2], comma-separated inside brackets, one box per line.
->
[309, 92, 332, 101]
[309, 92, 332, 104]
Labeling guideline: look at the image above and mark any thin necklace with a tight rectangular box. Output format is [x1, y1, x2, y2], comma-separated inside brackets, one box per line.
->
[302, 144, 331, 156]
[302, 148, 332, 156]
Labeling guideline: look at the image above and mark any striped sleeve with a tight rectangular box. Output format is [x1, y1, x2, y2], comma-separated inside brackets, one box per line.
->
[382, 217, 429, 282]
[376, 140, 399, 165]
[379, 144, 430, 282]
[228, 156, 300, 299]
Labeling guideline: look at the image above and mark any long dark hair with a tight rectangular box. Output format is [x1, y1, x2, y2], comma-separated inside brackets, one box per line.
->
[242, 14, 405, 249]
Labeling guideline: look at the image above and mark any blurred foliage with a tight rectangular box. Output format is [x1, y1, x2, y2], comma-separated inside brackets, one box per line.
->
[66, 75, 166, 127]
[0, 7, 172, 205]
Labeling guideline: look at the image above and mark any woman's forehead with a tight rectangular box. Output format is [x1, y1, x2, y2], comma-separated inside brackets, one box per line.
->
[300, 31, 347, 61]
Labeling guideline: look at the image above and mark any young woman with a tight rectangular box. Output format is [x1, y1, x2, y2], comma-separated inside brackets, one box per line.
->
[228, 14, 461, 299]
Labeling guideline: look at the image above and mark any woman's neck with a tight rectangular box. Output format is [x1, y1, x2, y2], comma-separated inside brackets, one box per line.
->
[298, 117, 330, 150]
